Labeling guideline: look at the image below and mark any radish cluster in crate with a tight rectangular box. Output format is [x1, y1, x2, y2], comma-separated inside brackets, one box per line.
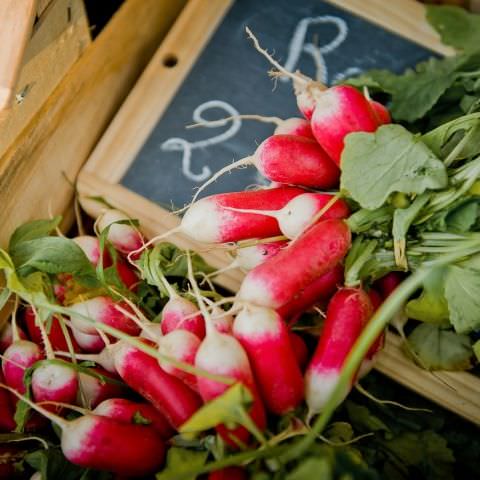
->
[0, 81, 399, 479]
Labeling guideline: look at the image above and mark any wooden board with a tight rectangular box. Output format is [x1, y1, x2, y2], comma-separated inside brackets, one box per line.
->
[0, 0, 91, 159]
[0, 0, 37, 111]
[73, 0, 479, 424]
[0, 0, 187, 253]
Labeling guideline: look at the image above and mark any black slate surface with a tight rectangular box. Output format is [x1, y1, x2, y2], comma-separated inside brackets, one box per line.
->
[121, 0, 435, 210]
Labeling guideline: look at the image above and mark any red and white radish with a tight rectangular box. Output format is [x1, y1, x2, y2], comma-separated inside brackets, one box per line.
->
[0, 323, 27, 353]
[31, 361, 78, 412]
[158, 330, 201, 391]
[97, 209, 144, 256]
[187, 252, 266, 446]
[1, 386, 166, 476]
[369, 100, 391, 125]
[69, 296, 141, 337]
[277, 264, 344, 321]
[93, 398, 174, 439]
[237, 219, 351, 309]
[112, 339, 202, 429]
[55, 346, 116, 373]
[181, 187, 305, 243]
[72, 328, 106, 353]
[190, 135, 339, 204]
[305, 288, 373, 415]
[310, 85, 379, 165]
[233, 306, 304, 414]
[235, 240, 287, 270]
[2, 340, 43, 393]
[224, 193, 350, 239]
[73, 235, 107, 267]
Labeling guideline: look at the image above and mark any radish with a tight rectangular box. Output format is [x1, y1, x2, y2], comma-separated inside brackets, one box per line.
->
[69, 296, 141, 337]
[369, 100, 391, 125]
[2, 340, 43, 393]
[0, 323, 27, 353]
[158, 330, 200, 390]
[1, 385, 166, 476]
[160, 278, 206, 340]
[190, 135, 339, 204]
[72, 327, 106, 353]
[181, 187, 305, 243]
[187, 251, 266, 447]
[112, 339, 202, 429]
[310, 85, 379, 166]
[97, 209, 144, 256]
[31, 361, 78, 412]
[305, 288, 373, 416]
[277, 264, 344, 321]
[73, 235, 109, 267]
[115, 258, 139, 290]
[77, 367, 125, 408]
[289, 332, 309, 371]
[0, 372, 15, 431]
[24, 308, 80, 353]
[224, 193, 350, 240]
[93, 398, 174, 439]
[237, 219, 351, 309]
[233, 306, 304, 414]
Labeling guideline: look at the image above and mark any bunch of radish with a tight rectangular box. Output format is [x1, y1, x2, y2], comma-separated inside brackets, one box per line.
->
[0, 32, 399, 479]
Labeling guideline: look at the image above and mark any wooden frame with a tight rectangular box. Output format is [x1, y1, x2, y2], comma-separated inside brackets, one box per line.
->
[78, 0, 480, 424]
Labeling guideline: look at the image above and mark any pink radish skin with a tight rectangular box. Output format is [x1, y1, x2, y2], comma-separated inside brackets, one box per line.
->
[2, 340, 43, 393]
[72, 328, 106, 353]
[161, 297, 206, 339]
[24, 308, 81, 353]
[369, 100, 391, 125]
[305, 288, 373, 415]
[226, 193, 350, 239]
[311, 85, 379, 165]
[77, 368, 125, 408]
[182, 187, 305, 244]
[97, 209, 144, 256]
[233, 306, 304, 414]
[0, 373, 15, 431]
[0, 324, 27, 353]
[93, 398, 174, 439]
[375, 272, 404, 299]
[195, 330, 266, 447]
[69, 296, 140, 337]
[73, 236, 107, 267]
[158, 330, 201, 391]
[289, 332, 309, 371]
[252, 135, 339, 188]
[113, 340, 202, 429]
[238, 219, 351, 309]
[32, 362, 78, 411]
[293, 73, 318, 120]
[277, 264, 344, 321]
[115, 258, 139, 291]
[273, 117, 314, 139]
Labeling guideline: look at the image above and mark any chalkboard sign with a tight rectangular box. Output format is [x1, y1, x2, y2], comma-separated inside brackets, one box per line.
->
[121, 0, 435, 210]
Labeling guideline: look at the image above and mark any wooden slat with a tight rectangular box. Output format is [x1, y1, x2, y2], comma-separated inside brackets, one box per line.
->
[0, 0, 187, 251]
[83, 0, 233, 183]
[0, 0, 37, 111]
[78, 172, 480, 425]
[327, 0, 454, 56]
[0, 0, 91, 159]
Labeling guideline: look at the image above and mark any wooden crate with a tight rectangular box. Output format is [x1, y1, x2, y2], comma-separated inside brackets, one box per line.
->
[0, 0, 91, 159]
[77, 0, 480, 424]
